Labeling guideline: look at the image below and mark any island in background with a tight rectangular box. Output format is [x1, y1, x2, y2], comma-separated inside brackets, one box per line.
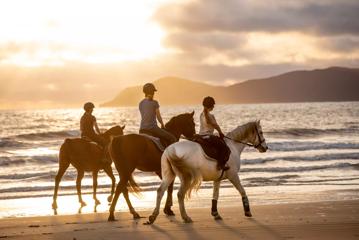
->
[101, 66, 359, 107]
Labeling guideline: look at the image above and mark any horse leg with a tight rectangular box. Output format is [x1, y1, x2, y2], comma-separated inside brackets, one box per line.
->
[156, 171, 175, 216]
[92, 171, 101, 205]
[164, 181, 175, 216]
[211, 180, 222, 220]
[228, 174, 252, 217]
[108, 177, 127, 221]
[122, 188, 141, 219]
[103, 165, 116, 203]
[177, 179, 192, 223]
[76, 170, 86, 207]
[147, 176, 174, 224]
[52, 162, 69, 210]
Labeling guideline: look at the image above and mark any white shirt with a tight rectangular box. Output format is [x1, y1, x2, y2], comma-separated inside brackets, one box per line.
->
[199, 111, 217, 135]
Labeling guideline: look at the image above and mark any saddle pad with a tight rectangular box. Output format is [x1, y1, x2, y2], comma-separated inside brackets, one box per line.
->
[192, 136, 220, 162]
[139, 134, 165, 152]
[192, 135, 231, 163]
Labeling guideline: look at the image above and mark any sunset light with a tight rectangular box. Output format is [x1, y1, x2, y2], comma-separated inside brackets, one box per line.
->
[0, 0, 168, 66]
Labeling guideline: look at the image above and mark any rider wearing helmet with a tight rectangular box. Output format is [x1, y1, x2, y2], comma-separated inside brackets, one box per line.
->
[139, 83, 176, 147]
[80, 102, 106, 148]
[199, 96, 230, 170]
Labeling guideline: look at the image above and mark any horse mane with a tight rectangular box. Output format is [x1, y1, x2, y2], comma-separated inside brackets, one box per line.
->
[165, 114, 179, 129]
[228, 121, 257, 141]
[165, 113, 189, 130]
[102, 125, 124, 138]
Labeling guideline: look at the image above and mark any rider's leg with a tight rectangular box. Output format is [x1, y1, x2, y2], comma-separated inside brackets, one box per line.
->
[90, 134, 108, 163]
[144, 127, 176, 146]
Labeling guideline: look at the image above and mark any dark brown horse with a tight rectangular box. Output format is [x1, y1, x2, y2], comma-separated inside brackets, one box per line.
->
[52, 125, 125, 211]
[108, 112, 196, 221]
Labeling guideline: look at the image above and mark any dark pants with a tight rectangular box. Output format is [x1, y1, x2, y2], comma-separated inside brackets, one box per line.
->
[140, 127, 176, 147]
[195, 135, 231, 169]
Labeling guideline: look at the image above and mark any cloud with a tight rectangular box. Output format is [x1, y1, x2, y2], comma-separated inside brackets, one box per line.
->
[155, 0, 359, 35]
[152, 0, 359, 73]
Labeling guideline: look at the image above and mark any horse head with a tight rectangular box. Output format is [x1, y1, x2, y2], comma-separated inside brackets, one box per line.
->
[252, 120, 268, 152]
[230, 120, 268, 152]
[102, 125, 125, 142]
[165, 111, 195, 140]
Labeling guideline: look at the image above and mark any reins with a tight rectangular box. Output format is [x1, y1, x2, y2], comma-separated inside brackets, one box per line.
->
[223, 136, 256, 147]
[224, 124, 265, 149]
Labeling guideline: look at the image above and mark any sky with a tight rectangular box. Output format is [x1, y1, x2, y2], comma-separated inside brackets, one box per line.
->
[0, 0, 358, 109]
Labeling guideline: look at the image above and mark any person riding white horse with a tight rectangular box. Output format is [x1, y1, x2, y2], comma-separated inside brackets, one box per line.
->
[146, 120, 268, 224]
[197, 96, 231, 171]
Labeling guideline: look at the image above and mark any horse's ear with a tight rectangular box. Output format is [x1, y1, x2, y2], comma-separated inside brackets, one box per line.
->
[121, 125, 126, 130]
[190, 111, 194, 116]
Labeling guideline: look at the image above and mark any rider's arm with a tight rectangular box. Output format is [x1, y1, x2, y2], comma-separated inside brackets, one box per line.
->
[155, 108, 165, 129]
[93, 118, 101, 134]
[204, 111, 225, 137]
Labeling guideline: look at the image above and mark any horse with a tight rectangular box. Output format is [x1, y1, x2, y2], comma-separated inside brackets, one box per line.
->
[107, 112, 196, 221]
[147, 120, 268, 224]
[52, 125, 125, 211]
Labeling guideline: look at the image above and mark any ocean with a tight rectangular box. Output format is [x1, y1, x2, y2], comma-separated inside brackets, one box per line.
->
[1, 102, 359, 218]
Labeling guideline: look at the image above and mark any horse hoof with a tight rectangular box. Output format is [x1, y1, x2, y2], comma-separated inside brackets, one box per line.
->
[164, 208, 175, 216]
[245, 211, 252, 217]
[133, 213, 141, 219]
[214, 214, 223, 220]
[145, 215, 156, 225]
[183, 217, 193, 223]
[108, 214, 116, 222]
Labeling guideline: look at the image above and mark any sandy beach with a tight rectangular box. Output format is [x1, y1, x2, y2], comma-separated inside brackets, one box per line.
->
[0, 199, 358, 240]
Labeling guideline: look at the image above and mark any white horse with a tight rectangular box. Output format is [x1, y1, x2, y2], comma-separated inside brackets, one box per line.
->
[146, 120, 268, 224]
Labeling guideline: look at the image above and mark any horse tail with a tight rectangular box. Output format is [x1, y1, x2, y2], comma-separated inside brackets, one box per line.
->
[109, 136, 142, 197]
[127, 175, 142, 196]
[167, 148, 202, 199]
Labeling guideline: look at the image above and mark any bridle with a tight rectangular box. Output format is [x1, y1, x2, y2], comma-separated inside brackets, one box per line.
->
[224, 124, 265, 149]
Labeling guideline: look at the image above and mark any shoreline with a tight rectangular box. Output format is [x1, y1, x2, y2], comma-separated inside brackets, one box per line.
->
[1, 185, 359, 219]
[0, 199, 358, 239]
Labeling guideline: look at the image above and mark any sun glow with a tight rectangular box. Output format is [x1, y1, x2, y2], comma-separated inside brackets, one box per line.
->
[0, 0, 170, 66]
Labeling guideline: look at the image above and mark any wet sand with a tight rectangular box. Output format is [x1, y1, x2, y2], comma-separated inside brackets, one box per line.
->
[0, 200, 358, 240]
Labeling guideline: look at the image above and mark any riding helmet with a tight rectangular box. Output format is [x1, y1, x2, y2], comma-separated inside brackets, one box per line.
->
[83, 102, 95, 111]
[202, 96, 215, 108]
[143, 83, 157, 94]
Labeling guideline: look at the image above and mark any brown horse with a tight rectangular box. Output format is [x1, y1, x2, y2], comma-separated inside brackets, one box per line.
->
[108, 112, 196, 221]
[52, 125, 125, 212]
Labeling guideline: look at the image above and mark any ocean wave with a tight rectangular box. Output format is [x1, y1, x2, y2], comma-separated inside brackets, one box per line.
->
[0, 157, 26, 166]
[0, 138, 29, 148]
[267, 127, 359, 138]
[15, 130, 79, 140]
[268, 141, 359, 152]
[241, 162, 358, 173]
[0, 155, 58, 167]
[242, 152, 359, 165]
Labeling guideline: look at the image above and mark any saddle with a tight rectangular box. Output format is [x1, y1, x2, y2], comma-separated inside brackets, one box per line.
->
[80, 137, 110, 164]
[192, 134, 231, 165]
[81, 136, 103, 149]
[139, 133, 166, 152]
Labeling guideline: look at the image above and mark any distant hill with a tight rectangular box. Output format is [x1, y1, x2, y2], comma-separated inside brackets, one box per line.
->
[101, 67, 359, 106]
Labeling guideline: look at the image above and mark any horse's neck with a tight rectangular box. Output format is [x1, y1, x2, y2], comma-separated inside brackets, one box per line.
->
[225, 138, 245, 168]
[99, 132, 110, 144]
[165, 123, 181, 141]
[226, 124, 253, 168]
